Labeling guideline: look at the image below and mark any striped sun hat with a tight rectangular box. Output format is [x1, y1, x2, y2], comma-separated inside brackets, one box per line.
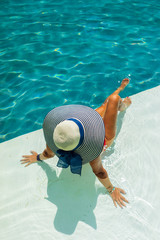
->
[43, 105, 105, 175]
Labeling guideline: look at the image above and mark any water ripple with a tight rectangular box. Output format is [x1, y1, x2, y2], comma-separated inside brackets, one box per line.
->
[1, 0, 160, 142]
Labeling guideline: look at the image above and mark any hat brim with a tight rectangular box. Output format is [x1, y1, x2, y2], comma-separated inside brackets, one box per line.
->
[43, 105, 105, 164]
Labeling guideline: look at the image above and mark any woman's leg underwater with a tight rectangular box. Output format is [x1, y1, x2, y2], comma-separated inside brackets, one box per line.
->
[96, 78, 131, 149]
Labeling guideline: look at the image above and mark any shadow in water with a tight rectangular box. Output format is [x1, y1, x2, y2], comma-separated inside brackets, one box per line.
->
[37, 111, 125, 235]
[38, 161, 105, 235]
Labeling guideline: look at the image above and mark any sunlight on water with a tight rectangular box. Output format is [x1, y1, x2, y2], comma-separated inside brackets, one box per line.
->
[1, 0, 160, 142]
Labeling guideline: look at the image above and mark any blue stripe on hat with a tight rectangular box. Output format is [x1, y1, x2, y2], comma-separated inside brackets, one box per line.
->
[67, 118, 84, 150]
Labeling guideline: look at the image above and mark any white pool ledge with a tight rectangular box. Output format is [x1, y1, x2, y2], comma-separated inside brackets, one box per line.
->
[0, 86, 160, 240]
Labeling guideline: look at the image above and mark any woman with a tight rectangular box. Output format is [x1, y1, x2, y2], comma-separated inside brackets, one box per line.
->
[21, 78, 131, 208]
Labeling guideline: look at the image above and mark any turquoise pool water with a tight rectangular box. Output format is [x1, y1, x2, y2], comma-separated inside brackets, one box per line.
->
[0, 0, 160, 143]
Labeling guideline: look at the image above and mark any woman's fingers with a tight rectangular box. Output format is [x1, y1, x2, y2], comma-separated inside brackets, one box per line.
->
[116, 198, 126, 208]
[117, 199, 123, 208]
[21, 159, 33, 167]
[120, 199, 126, 207]
[118, 188, 129, 204]
[111, 188, 129, 208]
[22, 155, 30, 158]
[30, 151, 37, 155]
[21, 151, 38, 167]
[22, 151, 37, 158]
[21, 161, 27, 164]
[113, 198, 125, 209]
[20, 159, 29, 163]
[121, 195, 129, 203]
[113, 200, 117, 208]
[20, 157, 35, 163]
[25, 162, 31, 167]
[119, 188, 126, 194]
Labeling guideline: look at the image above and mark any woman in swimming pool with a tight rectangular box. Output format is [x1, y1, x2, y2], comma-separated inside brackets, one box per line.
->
[21, 78, 131, 208]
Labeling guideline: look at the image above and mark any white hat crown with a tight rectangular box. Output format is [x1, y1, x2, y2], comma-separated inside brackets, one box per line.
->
[53, 120, 80, 151]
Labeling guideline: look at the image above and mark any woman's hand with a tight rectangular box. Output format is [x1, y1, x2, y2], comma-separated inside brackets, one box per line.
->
[110, 187, 129, 208]
[21, 151, 38, 167]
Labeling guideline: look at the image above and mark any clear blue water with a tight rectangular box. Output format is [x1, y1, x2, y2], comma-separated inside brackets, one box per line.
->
[0, 0, 160, 143]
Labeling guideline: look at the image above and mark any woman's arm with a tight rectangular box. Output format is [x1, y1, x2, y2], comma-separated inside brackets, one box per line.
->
[21, 145, 55, 167]
[89, 156, 129, 208]
[40, 145, 55, 160]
